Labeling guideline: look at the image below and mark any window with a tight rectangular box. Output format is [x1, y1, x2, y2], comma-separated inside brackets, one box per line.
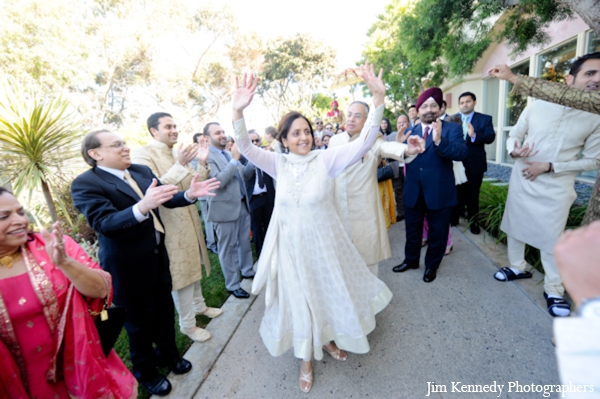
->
[504, 62, 530, 127]
[536, 39, 577, 83]
[587, 31, 600, 53]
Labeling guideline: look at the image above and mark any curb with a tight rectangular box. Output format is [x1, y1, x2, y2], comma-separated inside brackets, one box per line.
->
[150, 279, 258, 399]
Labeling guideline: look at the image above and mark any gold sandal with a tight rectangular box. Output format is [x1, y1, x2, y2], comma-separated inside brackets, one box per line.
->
[299, 367, 313, 393]
[322, 344, 348, 362]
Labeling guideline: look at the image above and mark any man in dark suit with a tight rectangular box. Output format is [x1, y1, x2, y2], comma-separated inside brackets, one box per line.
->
[71, 129, 219, 396]
[244, 131, 275, 256]
[452, 91, 496, 234]
[203, 122, 255, 299]
[393, 88, 468, 282]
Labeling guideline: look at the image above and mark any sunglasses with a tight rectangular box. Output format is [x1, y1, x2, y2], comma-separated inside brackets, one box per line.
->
[251, 139, 261, 143]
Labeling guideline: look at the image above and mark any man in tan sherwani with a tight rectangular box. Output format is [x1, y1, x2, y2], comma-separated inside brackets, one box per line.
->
[328, 101, 416, 276]
[496, 53, 600, 317]
[132, 112, 223, 342]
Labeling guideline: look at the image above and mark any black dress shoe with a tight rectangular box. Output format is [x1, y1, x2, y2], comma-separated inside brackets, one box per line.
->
[470, 225, 481, 235]
[141, 375, 171, 396]
[229, 288, 250, 298]
[392, 261, 419, 273]
[423, 269, 437, 283]
[167, 357, 192, 375]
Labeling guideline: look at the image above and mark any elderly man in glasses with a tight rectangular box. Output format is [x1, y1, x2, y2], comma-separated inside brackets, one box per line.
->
[313, 118, 325, 139]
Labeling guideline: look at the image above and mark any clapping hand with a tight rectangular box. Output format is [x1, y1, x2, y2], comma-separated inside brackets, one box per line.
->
[467, 122, 475, 139]
[188, 176, 220, 198]
[231, 142, 241, 161]
[41, 221, 68, 268]
[233, 72, 258, 119]
[406, 135, 426, 155]
[510, 140, 539, 158]
[359, 61, 385, 107]
[177, 143, 198, 166]
[138, 178, 178, 215]
[432, 118, 443, 145]
[196, 139, 209, 167]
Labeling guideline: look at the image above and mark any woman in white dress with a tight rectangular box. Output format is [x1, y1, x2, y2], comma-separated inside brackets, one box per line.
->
[231, 63, 424, 393]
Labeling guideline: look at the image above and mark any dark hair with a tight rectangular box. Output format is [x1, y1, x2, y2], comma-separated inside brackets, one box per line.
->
[570, 52, 600, 78]
[81, 129, 110, 167]
[408, 105, 416, 110]
[203, 122, 220, 136]
[380, 117, 392, 135]
[442, 100, 447, 107]
[459, 92, 476, 102]
[349, 101, 370, 116]
[265, 126, 277, 139]
[276, 111, 314, 153]
[0, 186, 13, 196]
[444, 114, 461, 124]
[192, 133, 202, 143]
[147, 112, 172, 136]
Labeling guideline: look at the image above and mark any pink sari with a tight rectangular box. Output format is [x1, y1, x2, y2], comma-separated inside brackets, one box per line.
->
[0, 234, 137, 399]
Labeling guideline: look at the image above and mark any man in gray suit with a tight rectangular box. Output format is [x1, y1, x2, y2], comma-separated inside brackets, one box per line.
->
[203, 122, 255, 298]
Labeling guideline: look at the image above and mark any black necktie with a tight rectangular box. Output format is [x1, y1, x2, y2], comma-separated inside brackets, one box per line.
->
[257, 168, 264, 189]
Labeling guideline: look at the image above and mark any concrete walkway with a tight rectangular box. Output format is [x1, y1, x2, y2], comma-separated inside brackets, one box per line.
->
[158, 221, 560, 399]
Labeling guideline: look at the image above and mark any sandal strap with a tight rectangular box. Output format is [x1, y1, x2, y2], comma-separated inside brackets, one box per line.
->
[299, 371, 313, 383]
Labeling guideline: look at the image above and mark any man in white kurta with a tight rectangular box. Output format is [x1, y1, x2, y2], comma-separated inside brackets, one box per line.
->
[329, 101, 415, 276]
[498, 54, 600, 317]
[132, 112, 223, 342]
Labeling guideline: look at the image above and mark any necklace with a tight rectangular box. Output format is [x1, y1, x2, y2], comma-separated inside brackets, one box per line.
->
[0, 249, 22, 269]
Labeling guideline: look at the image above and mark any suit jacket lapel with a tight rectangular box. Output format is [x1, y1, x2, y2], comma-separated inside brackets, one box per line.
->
[93, 167, 140, 201]
[209, 146, 227, 171]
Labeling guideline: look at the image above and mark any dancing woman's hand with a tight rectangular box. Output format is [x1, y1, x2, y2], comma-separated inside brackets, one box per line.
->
[233, 72, 259, 120]
[359, 61, 385, 107]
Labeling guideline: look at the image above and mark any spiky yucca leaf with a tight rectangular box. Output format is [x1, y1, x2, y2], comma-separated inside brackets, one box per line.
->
[0, 80, 83, 223]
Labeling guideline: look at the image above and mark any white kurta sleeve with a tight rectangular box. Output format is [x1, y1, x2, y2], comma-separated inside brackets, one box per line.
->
[322, 103, 384, 178]
[233, 118, 280, 179]
[554, 128, 600, 174]
[373, 137, 410, 163]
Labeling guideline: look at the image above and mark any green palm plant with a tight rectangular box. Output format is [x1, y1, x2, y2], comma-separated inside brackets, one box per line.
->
[0, 81, 83, 223]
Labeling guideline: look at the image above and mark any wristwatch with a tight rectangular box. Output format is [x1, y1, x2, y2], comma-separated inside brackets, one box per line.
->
[578, 296, 600, 318]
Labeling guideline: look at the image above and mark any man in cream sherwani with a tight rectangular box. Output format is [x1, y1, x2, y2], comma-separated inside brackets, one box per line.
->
[496, 52, 600, 317]
[132, 112, 223, 343]
[328, 102, 416, 276]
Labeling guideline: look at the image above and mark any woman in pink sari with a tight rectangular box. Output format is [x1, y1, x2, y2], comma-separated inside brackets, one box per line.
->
[0, 187, 136, 399]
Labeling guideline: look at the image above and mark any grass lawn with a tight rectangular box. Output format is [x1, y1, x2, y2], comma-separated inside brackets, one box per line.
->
[113, 247, 256, 398]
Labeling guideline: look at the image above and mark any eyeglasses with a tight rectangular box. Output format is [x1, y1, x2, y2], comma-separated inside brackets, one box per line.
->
[99, 141, 127, 149]
[251, 139, 261, 143]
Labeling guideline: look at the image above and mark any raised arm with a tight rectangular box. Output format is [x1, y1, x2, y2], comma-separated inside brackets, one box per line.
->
[231, 73, 280, 178]
[232, 118, 279, 178]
